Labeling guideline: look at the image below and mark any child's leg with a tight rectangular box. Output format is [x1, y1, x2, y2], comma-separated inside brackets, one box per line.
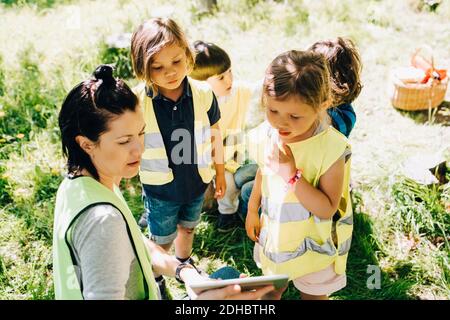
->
[216, 171, 241, 232]
[237, 180, 254, 221]
[143, 195, 181, 276]
[175, 193, 205, 260]
[144, 195, 180, 248]
[174, 225, 195, 260]
[217, 170, 240, 214]
[234, 163, 258, 189]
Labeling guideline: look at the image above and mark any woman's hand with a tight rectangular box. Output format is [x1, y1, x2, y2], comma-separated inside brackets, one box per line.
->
[194, 284, 275, 300]
[245, 210, 261, 242]
[186, 272, 275, 300]
[265, 140, 296, 183]
[214, 173, 226, 199]
[182, 268, 214, 299]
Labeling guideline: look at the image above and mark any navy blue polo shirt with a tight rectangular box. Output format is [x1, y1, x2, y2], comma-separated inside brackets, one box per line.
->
[142, 78, 221, 203]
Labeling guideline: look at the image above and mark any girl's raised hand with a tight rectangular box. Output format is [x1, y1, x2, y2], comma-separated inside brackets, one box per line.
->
[265, 139, 296, 182]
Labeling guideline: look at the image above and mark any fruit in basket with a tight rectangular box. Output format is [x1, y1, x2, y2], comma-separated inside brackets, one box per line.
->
[394, 67, 425, 84]
[411, 54, 447, 83]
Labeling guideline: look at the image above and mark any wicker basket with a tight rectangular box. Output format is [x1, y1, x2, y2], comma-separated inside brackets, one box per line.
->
[391, 47, 448, 111]
[391, 77, 448, 111]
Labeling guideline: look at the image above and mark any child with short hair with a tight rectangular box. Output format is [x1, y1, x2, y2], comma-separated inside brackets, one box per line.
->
[309, 37, 362, 138]
[246, 50, 353, 300]
[190, 40, 257, 232]
[130, 18, 226, 298]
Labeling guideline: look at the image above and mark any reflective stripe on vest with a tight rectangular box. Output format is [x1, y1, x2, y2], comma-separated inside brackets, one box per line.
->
[261, 196, 310, 223]
[259, 225, 352, 262]
[338, 237, 352, 256]
[339, 213, 353, 225]
[259, 232, 337, 263]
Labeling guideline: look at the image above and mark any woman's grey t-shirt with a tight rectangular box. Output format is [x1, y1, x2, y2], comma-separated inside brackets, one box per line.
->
[68, 204, 146, 300]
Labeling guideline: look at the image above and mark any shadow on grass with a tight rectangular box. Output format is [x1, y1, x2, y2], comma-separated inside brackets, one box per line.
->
[396, 100, 450, 126]
[193, 210, 258, 276]
[331, 191, 416, 300]
[120, 176, 145, 222]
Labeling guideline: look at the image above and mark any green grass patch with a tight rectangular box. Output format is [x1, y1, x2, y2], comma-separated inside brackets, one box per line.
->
[99, 41, 133, 80]
[1, 0, 73, 10]
[392, 177, 449, 248]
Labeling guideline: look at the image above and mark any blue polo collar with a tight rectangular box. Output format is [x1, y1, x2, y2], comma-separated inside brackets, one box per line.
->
[146, 77, 191, 101]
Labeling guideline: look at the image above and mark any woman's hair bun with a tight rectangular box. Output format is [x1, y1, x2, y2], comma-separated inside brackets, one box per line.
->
[93, 65, 115, 85]
[193, 40, 207, 51]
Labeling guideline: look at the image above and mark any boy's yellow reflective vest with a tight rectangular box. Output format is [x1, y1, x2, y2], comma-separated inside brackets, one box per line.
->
[218, 82, 252, 173]
[134, 78, 215, 185]
[251, 124, 353, 279]
[52, 176, 159, 300]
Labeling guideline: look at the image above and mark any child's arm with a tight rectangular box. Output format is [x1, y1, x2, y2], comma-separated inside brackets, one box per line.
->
[211, 122, 226, 199]
[268, 142, 344, 220]
[246, 168, 262, 242]
[292, 157, 344, 220]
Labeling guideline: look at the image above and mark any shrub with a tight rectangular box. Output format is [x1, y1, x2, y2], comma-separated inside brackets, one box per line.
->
[0, 165, 12, 206]
[1, 0, 73, 10]
[392, 177, 449, 247]
[0, 55, 4, 97]
[99, 35, 133, 79]
[33, 165, 62, 203]
[0, 47, 53, 139]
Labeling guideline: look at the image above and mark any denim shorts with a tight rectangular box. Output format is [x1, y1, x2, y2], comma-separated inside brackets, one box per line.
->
[234, 163, 258, 188]
[143, 193, 205, 245]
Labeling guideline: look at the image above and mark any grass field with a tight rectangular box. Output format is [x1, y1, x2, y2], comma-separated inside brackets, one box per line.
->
[0, 0, 449, 300]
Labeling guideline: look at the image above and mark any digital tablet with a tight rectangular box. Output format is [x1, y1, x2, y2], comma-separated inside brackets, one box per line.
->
[188, 274, 289, 295]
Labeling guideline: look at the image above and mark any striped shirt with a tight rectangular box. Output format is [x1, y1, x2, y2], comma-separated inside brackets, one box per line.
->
[327, 103, 356, 138]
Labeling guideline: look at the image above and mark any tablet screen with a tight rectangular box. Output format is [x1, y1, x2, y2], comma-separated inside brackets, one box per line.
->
[188, 274, 289, 294]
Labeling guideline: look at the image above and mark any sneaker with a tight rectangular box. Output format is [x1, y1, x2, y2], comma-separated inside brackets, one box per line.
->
[217, 213, 238, 233]
[138, 212, 148, 229]
[209, 266, 241, 280]
[155, 276, 172, 300]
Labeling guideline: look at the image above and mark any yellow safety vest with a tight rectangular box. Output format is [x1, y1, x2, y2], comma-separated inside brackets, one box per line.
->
[253, 124, 353, 280]
[218, 82, 252, 173]
[53, 177, 159, 300]
[134, 78, 215, 185]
